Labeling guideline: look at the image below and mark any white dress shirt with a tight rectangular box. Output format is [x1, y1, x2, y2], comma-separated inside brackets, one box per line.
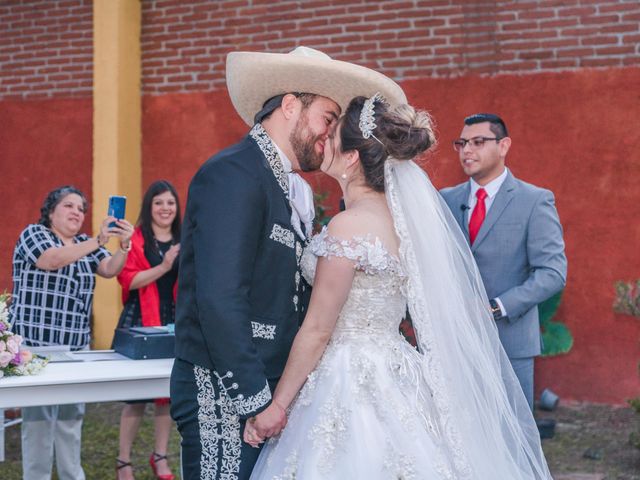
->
[273, 142, 315, 240]
[466, 167, 509, 224]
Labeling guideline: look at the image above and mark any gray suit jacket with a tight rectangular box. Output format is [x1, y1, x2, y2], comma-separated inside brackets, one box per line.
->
[440, 170, 567, 359]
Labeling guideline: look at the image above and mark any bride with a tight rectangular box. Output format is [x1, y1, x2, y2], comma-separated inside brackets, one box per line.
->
[245, 94, 552, 479]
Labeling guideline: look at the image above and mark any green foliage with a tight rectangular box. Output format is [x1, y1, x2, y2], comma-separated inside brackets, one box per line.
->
[613, 279, 640, 317]
[313, 190, 333, 230]
[539, 290, 574, 357]
[614, 279, 640, 449]
[629, 397, 640, 449]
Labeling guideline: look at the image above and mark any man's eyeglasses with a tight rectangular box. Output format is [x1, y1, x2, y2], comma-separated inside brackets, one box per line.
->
[452, 136, 503, 152]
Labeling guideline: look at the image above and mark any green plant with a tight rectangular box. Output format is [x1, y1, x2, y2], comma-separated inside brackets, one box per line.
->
[539, 290, 573, 357]
[613, 279, 640, 317]
[613, 279, 640, 449]
[313, 190, 333, 231]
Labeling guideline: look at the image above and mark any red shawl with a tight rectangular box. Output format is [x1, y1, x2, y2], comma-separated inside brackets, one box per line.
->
[117, 228, 177, 327]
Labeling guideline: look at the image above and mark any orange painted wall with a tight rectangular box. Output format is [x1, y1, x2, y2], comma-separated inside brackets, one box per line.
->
[1, 98, 94, 290]
[140, 67, 640, 404]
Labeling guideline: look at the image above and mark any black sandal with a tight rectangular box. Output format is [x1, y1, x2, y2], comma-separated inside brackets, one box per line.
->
[116, 458, 133, 479]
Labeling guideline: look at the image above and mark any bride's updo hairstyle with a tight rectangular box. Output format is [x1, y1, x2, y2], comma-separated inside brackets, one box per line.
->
[340, 95, 436, 192]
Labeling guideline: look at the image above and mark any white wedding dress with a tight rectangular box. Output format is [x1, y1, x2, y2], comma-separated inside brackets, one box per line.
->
[252, 229, 455, 479]
[251, 160, 552, 480]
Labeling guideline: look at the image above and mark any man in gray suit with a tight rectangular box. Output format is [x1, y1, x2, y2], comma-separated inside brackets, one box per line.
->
[440, 113, 567, 410]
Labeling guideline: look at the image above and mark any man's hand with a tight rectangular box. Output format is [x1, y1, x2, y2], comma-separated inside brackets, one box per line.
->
[252, 402, 287, 439]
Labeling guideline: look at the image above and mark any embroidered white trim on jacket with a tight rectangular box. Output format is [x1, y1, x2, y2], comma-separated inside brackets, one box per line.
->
[233, 381, 272, 416]
[270, 224, 295, 249]
[193, 365, 244, 478]
[218, 385, 242, 478]
[251, 321, 276, 340]
[250, 123, 289, 198]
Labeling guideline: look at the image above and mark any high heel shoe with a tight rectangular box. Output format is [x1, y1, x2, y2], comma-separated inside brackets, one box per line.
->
[149, 452, 175, 480]
[116, 458, 134, 480]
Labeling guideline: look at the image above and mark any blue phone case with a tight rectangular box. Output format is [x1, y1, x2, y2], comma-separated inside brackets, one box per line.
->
[108, 196, 126, 227]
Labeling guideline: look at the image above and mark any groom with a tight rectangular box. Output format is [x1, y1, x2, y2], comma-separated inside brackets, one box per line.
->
[170, 46, 405, 479]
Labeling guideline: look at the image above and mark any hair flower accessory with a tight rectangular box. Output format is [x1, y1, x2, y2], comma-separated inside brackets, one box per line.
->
[358, 92, 386, 145]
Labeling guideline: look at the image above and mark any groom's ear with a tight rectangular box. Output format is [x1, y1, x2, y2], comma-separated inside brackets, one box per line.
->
[280, 93, 300, 120]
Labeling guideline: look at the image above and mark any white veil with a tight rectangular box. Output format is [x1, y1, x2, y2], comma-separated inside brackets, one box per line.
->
[385, 158, 552, 479]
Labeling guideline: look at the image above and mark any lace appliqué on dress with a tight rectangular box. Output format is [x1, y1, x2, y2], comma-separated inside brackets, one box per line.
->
[308, 393, 351, 474]
[301, 227, 404, 284]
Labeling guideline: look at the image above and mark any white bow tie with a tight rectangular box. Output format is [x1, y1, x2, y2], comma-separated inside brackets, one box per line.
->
[288, 172, 315, 240]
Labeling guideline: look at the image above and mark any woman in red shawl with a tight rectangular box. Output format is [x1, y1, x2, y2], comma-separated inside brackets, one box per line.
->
[115, 180, 181, 480]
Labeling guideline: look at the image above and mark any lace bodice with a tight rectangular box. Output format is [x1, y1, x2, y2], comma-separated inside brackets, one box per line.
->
[301, 228, 407, 344]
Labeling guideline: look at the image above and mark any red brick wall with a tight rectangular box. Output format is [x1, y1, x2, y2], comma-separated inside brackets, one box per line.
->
[2, 1, 638, 99]
[140, 0, 640, 94]
[0, 0, 93, 100]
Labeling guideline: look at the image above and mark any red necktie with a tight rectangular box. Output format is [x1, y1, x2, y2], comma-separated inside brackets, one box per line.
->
[469, 188, 487, 245]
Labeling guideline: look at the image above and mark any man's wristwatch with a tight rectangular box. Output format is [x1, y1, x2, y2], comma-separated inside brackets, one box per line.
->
[489, 299, 502, 321]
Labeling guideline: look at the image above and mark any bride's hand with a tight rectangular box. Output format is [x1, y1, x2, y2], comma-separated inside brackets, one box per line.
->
[252, 402, 287, 439]
[244, 418, 264, 448]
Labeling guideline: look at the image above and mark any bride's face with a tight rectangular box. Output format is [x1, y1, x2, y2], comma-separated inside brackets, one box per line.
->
[320, 120, 346, 180]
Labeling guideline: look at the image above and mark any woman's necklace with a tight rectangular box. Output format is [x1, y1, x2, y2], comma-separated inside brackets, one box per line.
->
[153, 237, 172, 258]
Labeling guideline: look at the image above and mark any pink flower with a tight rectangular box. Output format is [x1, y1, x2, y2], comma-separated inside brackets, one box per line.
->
[11, 352, 21, 365]
[6, 336, 21, 355]
[20, 349, 33, 363]
[0, 351, 13, 368]
[0, 321, 6, 332]
[0, 340, 6, 353]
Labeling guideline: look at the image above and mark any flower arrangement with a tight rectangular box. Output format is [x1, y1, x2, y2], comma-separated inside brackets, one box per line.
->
[0, 293, 48, 378]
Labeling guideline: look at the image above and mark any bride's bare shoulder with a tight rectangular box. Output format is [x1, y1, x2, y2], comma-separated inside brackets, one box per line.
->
[327, 208, 382, 240]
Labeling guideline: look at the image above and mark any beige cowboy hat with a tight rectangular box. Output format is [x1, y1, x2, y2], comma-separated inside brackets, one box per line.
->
[226, 46, 407, 126]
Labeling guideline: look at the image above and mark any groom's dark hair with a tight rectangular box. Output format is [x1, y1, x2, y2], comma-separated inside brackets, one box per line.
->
[254, 92, 317, 124]
[464, 113, 509, 139]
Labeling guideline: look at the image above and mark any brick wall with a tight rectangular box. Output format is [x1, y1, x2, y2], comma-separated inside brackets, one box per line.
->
[141, 0, 640, 94]
[1, 1, 638, 100]
[0, 0, 93, 100]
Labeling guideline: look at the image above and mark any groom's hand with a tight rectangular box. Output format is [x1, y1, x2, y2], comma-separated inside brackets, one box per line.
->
[252, 401, 287, 439]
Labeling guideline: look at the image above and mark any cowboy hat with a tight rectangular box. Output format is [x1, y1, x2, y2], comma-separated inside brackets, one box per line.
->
[226, 46, 407, 126]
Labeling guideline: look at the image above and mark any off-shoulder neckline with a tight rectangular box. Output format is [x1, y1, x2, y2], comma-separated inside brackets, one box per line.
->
[314, 227, 402, 265]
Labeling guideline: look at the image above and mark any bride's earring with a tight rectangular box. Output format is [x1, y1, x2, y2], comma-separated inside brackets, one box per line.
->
[341, 172, 347, 180]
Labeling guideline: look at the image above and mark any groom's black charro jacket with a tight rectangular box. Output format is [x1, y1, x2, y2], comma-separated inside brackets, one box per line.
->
[174, 124, 310, 419]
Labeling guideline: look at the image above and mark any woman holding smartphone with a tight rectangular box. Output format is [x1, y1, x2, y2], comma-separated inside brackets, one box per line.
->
[9, 185, 133, 480]
[115, 180, 181, 480]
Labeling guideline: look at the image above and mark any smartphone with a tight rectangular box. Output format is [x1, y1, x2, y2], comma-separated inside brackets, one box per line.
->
[108, 195, 127, 228]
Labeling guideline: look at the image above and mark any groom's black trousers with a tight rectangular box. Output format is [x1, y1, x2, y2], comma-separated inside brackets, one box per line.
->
[170, 358, 264, 480]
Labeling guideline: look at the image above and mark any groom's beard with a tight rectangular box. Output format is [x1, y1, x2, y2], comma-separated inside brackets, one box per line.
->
[290, 113, 323, 172]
